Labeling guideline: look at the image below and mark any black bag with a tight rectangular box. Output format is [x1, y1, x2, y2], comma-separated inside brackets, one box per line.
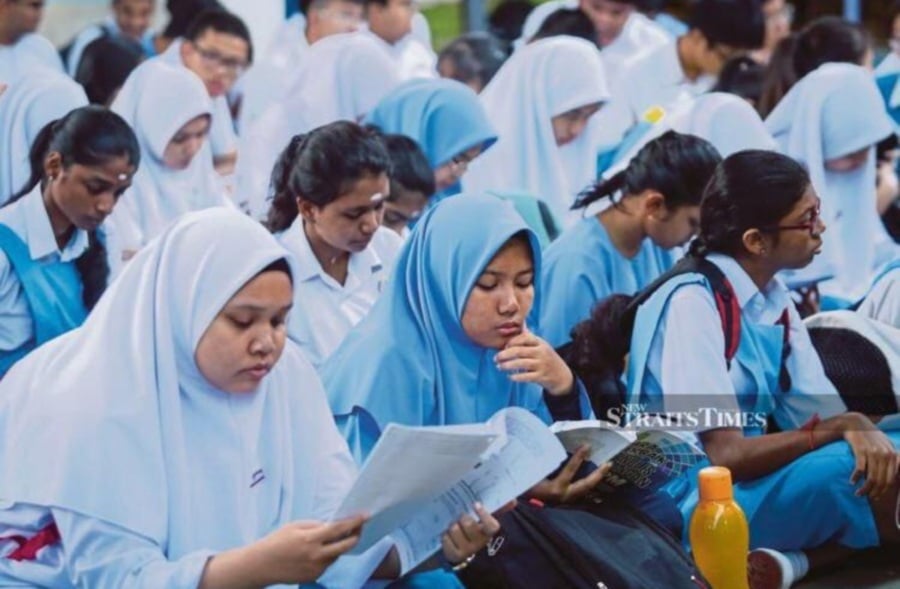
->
[458, 499, 708, 589]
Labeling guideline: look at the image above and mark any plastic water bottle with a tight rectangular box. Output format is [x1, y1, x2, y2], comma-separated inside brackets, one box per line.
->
[689, 466, 750, 589]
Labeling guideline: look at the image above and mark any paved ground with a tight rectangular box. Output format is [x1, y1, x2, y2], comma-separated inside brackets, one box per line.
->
[796, 548, 900, 589]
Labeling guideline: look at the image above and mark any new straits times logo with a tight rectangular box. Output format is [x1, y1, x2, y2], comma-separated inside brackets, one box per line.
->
[605, 403, 769, 430]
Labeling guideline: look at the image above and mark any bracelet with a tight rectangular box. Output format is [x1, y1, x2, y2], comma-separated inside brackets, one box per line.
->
[800, 413, 821, 451]
[442, 553, 476, 572]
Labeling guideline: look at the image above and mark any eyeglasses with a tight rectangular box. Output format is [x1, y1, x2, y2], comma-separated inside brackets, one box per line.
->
[192, 44, 248, 75]
[450, 152, 477, 170]
[760, 199, 822, 237]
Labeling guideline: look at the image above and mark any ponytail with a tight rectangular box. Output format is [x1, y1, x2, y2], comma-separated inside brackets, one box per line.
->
[265, 133, 309, 232]
[6, 119, 59, 205]
[568, 294, 635, 378]
[571, 169, 626, 210]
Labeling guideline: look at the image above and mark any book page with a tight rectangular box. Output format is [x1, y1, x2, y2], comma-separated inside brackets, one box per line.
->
[390, 408, 567, 570]
[550, 420, 637, 466]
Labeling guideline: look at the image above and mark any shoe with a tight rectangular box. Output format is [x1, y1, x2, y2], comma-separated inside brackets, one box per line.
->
[748, 548, 792, 589]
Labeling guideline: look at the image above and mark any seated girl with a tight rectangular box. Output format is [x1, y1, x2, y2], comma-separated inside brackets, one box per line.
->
[540, 131, 721, 347]
[0, 106, 139, 377]
[266, 121, 404, 369]
[0, 208, 498, 588]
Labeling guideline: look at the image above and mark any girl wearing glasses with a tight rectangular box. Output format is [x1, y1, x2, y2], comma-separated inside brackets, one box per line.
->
[539, 131, 721, 348]
[589, 150, 900, 589]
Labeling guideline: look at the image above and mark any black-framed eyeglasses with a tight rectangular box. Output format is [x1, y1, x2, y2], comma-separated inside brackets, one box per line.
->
[451, 153, 476, 169]
[192, 44, 248, 75]
[760, 199, 822, 237]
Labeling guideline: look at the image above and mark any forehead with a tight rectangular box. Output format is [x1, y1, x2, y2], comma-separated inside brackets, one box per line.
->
[785, 184, 818, 214]
[582, 0, 632, 12]
[114, 0, 153, 10]
[194, 29, 250, 58]
[334, 172, 390, 204]
[70, 155, 136, 179]
[485, 237, 534, 270]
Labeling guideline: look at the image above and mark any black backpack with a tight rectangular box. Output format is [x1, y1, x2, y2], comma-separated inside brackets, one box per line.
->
[458, 498, 708, 589]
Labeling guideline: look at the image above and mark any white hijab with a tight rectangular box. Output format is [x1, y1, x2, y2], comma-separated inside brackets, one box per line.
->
[0, 67, 88, 205]
[765, 63, 897, 300]
[237, 32, 401, 219]
[463, 36, 610, 227]
[109, 61, 225, 254]
[0, 208, 364, 572]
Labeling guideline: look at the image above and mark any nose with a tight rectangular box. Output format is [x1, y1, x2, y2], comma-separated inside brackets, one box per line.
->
[249, 328, 276, 356]
[186, 136, 205, 160]
[96, 192, 116, 216]
[360, 209, 379, 235]
[497, 285, 520, 316]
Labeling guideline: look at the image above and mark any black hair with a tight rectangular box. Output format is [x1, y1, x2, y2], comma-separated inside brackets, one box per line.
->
[793, 16, 870, 80]
[258, 258, 293, 283]
[437, 32, 508, 91]
[891, 0, 900, 37]
[183, 9, 253, 63]
[713, 56, 764, 103]
[74, 35, 144, 105]
[300, 0, 364, 13]
[163, 0, 223, 39]
[382, 133, 436, 198]
[5, 106, 141, 310]
[689, 0, 765, 50]
[265, 121, 392, 232]
[689, 149, 810, 258]
[572, 131, 722, 211]
[530, 8, 597, 46]
[756, 33, 798, 118]
[488, 0, 533, 51]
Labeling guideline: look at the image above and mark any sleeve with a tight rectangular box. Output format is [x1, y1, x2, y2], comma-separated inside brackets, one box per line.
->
[208, 98, 238, 159]
[771, 303, 847, 431]
[857, 269, 900, 329]
[652, 284, 743, 426]
[542, 377, 592, 421]
[52, 508, 214, 589]
[0, 250, 33, 353]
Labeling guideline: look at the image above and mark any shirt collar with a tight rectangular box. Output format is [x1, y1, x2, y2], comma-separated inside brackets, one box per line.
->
[706, 253, 791, 324]
[22, 185, 90, 262]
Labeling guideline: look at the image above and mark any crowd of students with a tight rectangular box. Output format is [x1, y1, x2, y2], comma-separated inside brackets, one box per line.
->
[1, 0, 899, 587]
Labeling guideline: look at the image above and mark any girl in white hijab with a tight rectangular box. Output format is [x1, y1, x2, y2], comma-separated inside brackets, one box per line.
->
[237, 32, 402, 219]
[0, 208, 498, 588]
[0, 67, 88, 205]
[765, 62, 898, 302]
[107, 61, 227, 272]
[463, 36, 609, 228]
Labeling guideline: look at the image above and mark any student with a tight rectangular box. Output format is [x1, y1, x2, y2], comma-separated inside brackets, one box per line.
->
[756, 33, 797, 118]
[380, 133, 435, 235]
[0, 106, 139, 377]
[266, 122, 402, 369]
[748, 0, 793, 65]
[236, 0, 365, 132]
[63, 0, 157, 77]
[436, 31, 507, 93]
[0, 207, 499, 588]
[765, 63, 897, 303]
[107, 61, 225, 273]
[712, 56, 765, 106]
[363, 0, 437, 81]
[152, 9, 252, 174]
[238, 32, 400, 219]
[0, 67, 88, 206]
[73, 35, 144, 106]
[464, 36, 608, 227]
[595, 0, 764, 149]
[365, 78, 497, 203]
[592, 151, 900, 589]
[858, 260, 900, 329]
[540, 131, 720, 348]
[0, 0, 62, 82]
[321, 192, 594, 463]
[528, 7, 596, 45]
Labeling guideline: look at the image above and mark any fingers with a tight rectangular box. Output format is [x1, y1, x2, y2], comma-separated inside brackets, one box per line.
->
[496, 357, 541, 374]
[318, 530, 362, 560]
[502, 330, 540, 350]
[313, 514, 368, 544]
[562, 462, 608, 502]
[474, 503, 502, 536]
[553, 446, 589, 487]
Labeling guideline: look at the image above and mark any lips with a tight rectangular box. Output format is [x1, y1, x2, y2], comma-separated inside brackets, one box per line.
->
[496, 322, 522, 337]
[243, 364, 271, 380]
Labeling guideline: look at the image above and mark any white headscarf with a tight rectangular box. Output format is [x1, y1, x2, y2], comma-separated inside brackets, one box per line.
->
[237, 32, 401, 219]
[463, 36, 610, 227]
[0, 208, 360, 565]
[0, 67, 88, 205]
[765, 63, 898, 300]
[109, 61, 225, 254]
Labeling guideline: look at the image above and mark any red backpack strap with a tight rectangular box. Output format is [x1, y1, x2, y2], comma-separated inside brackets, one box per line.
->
[711, 279, 741, 367]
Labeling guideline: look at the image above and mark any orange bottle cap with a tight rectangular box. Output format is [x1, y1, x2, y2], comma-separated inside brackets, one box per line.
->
[698, 466, 734, 501]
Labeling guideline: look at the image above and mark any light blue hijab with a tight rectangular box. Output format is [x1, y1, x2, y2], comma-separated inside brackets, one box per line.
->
[365, 78, 498, 170]
[321, 193, 550, 453]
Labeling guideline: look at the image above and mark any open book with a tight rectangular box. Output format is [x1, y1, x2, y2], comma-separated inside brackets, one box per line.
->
[331, 407, 566, 571]
[551, 420, 705, 496]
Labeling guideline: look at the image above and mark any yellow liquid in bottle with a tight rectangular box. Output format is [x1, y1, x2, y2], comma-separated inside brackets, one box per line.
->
[689, 467, 749, 589]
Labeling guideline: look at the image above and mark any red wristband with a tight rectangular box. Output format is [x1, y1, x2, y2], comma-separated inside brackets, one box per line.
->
[800, 413, 821, 451]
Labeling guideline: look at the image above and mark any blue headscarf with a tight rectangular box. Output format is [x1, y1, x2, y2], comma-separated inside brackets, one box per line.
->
[321, 193, 548, 434]
[365, 78, 498, 169]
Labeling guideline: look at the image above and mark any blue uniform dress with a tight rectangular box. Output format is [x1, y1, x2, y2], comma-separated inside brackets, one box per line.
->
[625, 254, 898, 550]
[540, 216, 677, 347]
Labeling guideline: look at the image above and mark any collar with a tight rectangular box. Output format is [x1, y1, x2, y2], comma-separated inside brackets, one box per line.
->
[706, 253, 791, 324]
[658, 40, 715, 93]
[280, 215, 383, 287]
[22, 185, 90, 262]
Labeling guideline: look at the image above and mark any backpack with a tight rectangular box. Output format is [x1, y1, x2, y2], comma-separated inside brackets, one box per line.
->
[457, 498, 709, 589]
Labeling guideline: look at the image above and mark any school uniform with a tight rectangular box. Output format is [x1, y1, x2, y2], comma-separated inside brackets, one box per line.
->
[237, 33, 401, 219]
[0, 33, 63, 84]
[540, 216, 677, 347]
[625, 252, 898, 550]
[0, 185, 88, 377]
[361, 28, 437, 81]
[766, 63, 898, 302]
[64, 16, 156, 76]
[107, 61, 227, 274]
[463, 37, 610, 228]
[279, 219, 403, 368]
[596, 12, 669, 86]
[0, 209, 396, 588]
[0, 68, 88, 206]
[321, 193, 592, 464]
[858, 259, 900, 329]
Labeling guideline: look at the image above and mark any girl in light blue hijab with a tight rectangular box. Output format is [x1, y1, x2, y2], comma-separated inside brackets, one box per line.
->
[365, 79, 497, 204]
[321, 193, 592, 462]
